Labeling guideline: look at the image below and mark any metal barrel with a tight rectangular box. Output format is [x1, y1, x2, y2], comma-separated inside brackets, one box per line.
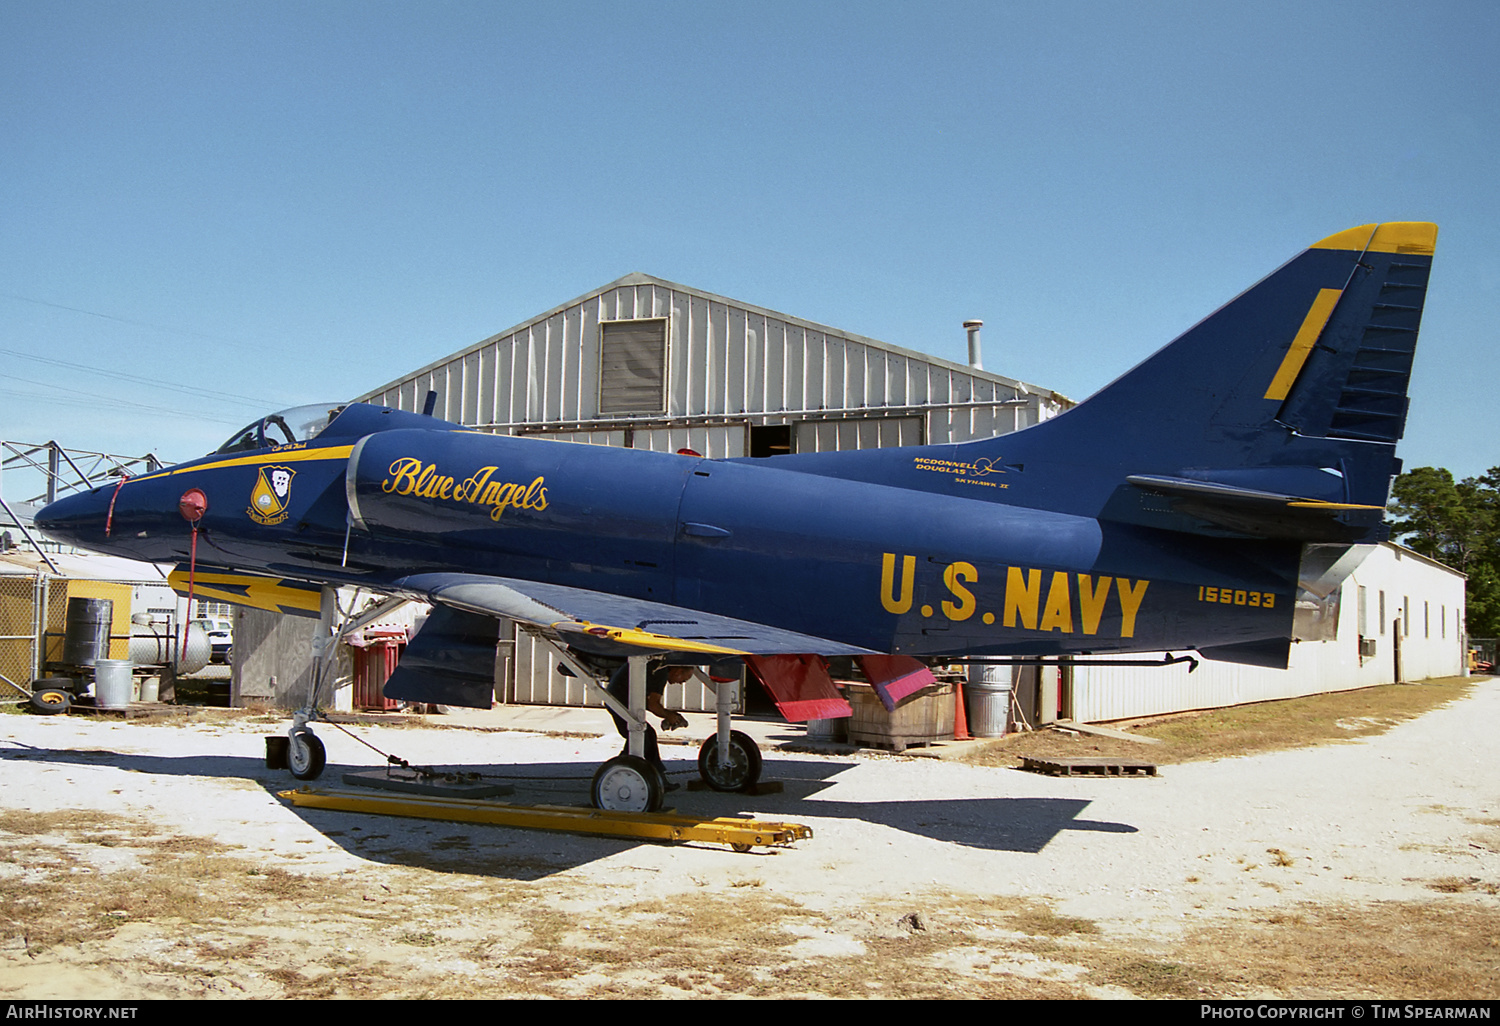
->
[62, 597, 113, 668]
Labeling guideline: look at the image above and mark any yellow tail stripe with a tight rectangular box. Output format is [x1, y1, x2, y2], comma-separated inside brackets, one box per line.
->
[1286, 500, 1385, 510]
[1264, 288, 1343, 402]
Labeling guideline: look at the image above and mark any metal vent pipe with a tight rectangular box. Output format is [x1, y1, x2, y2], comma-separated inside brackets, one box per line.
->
[963, 319, 984, 370]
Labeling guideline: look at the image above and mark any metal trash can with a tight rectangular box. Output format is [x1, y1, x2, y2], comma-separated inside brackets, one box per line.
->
[94, 659, 134, 709]
[965, 664, 1012, 738]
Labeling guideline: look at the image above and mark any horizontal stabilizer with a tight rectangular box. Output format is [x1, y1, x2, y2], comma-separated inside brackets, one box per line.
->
[1120, 475, 1385, 542]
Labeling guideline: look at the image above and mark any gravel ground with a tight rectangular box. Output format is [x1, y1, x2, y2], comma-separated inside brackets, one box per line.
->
[1, 677, 1496, 998]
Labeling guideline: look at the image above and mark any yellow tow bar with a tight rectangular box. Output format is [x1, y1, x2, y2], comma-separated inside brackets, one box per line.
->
[278, 788, 812, 851]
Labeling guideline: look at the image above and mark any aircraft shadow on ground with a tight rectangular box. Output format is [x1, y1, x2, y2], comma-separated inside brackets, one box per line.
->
[0, 741, 1137, 878]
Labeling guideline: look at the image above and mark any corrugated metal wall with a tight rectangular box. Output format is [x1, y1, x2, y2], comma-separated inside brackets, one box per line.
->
[795, 416, 924, 452]
[522, 425, 748, 459]
[360, 273, 1063, 444]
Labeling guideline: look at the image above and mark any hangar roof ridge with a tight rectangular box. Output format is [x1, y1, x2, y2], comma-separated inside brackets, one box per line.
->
[357, 272, 1069, 406]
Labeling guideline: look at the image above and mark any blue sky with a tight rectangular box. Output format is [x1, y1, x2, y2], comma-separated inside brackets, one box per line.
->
[3, 1, 1496, 484]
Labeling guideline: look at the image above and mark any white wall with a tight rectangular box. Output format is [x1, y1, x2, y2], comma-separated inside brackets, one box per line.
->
[1068, 543, 1467, 723]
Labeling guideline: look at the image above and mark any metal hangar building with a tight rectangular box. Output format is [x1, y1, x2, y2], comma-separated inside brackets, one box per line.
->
[354, 271, 1070, 711]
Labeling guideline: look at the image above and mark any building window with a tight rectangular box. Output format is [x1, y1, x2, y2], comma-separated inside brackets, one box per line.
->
[1404, 596, 1410, 637]
[1379, 591, 1386, 635]
[598, 318, 668, 415]
[1424, 601, 1430, 639]
[1357, 586, 1368, 636]
[1441, 604, 1446, 639]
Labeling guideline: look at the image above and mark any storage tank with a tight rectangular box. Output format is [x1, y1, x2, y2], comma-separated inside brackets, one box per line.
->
[128, 615, 211, 675]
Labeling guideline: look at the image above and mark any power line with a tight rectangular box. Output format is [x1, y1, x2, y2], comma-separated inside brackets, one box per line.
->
[0, 290, 305, 408]
[0, 290, 270, 352]
[0, 346, 296, 410]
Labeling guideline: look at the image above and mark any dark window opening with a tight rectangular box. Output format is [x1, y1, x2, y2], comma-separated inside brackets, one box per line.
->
[749, 424, 792, 458]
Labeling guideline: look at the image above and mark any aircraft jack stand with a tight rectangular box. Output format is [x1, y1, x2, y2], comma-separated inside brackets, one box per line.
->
[279, 788, 812, 851]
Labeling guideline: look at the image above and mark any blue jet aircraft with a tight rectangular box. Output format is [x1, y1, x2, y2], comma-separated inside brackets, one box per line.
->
[36, 222, 1438, 811]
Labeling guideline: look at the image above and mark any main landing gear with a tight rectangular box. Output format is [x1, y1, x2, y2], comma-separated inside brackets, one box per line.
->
[697, 730, 762, 792]
[591, 755, 667, 813]
[549, 648, 766, 813]
[590, 733, 763, 814]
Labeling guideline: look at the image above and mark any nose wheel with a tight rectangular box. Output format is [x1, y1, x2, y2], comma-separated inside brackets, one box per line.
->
[591, 755, 666, 812]
[288, 727, 326, 781]
[697, 730, 762, 792]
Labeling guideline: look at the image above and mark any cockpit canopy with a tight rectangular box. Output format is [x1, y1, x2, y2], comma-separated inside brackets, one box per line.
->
[215, 403, 346, 455]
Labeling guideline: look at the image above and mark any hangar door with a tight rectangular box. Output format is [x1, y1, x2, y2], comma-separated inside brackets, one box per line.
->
[794, 416, 924, 453]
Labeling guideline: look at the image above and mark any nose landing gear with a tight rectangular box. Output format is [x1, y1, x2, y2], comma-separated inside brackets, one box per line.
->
[288, 726, 327, 780]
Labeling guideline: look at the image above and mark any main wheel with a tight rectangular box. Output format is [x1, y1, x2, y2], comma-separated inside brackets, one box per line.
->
[591, 755, 664, 813]
[29, 684, 72, 715]
[697, 730, 762, 792]
[288, 729, 326, 781]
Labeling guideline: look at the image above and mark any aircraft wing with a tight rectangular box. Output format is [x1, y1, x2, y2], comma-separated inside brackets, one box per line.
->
[389, 572, 877, 658]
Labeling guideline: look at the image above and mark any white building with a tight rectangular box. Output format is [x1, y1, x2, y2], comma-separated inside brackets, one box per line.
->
[1053, 543, 1467, 725]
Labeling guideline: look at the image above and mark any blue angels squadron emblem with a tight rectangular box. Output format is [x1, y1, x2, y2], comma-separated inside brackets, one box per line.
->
[248, 465, 296, 525]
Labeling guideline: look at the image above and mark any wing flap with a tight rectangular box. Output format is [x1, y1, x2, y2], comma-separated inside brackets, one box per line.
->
[381, 606, 498, 709]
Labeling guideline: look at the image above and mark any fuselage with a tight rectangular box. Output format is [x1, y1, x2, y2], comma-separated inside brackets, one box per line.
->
[36, 404, 1300, 658]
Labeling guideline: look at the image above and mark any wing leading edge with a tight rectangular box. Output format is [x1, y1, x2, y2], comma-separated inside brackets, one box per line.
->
[392, 572, 878, 658]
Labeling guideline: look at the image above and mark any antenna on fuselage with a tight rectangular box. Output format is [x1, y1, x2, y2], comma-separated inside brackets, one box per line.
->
[421, 390, 439, 417]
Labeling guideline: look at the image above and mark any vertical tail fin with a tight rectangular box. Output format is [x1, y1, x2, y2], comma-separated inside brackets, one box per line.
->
[995, 223, 1437, 542]
[1273, 223, 1435, 445]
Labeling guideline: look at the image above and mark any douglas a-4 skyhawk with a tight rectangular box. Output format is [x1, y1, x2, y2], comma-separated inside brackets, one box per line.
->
[37, 223, 1438, 811]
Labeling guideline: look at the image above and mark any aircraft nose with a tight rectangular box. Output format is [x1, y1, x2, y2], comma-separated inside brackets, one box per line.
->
[34, 488, 112, 548]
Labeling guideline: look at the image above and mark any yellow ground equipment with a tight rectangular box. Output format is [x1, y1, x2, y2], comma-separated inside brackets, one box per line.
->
[279, 787, 811, 851]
